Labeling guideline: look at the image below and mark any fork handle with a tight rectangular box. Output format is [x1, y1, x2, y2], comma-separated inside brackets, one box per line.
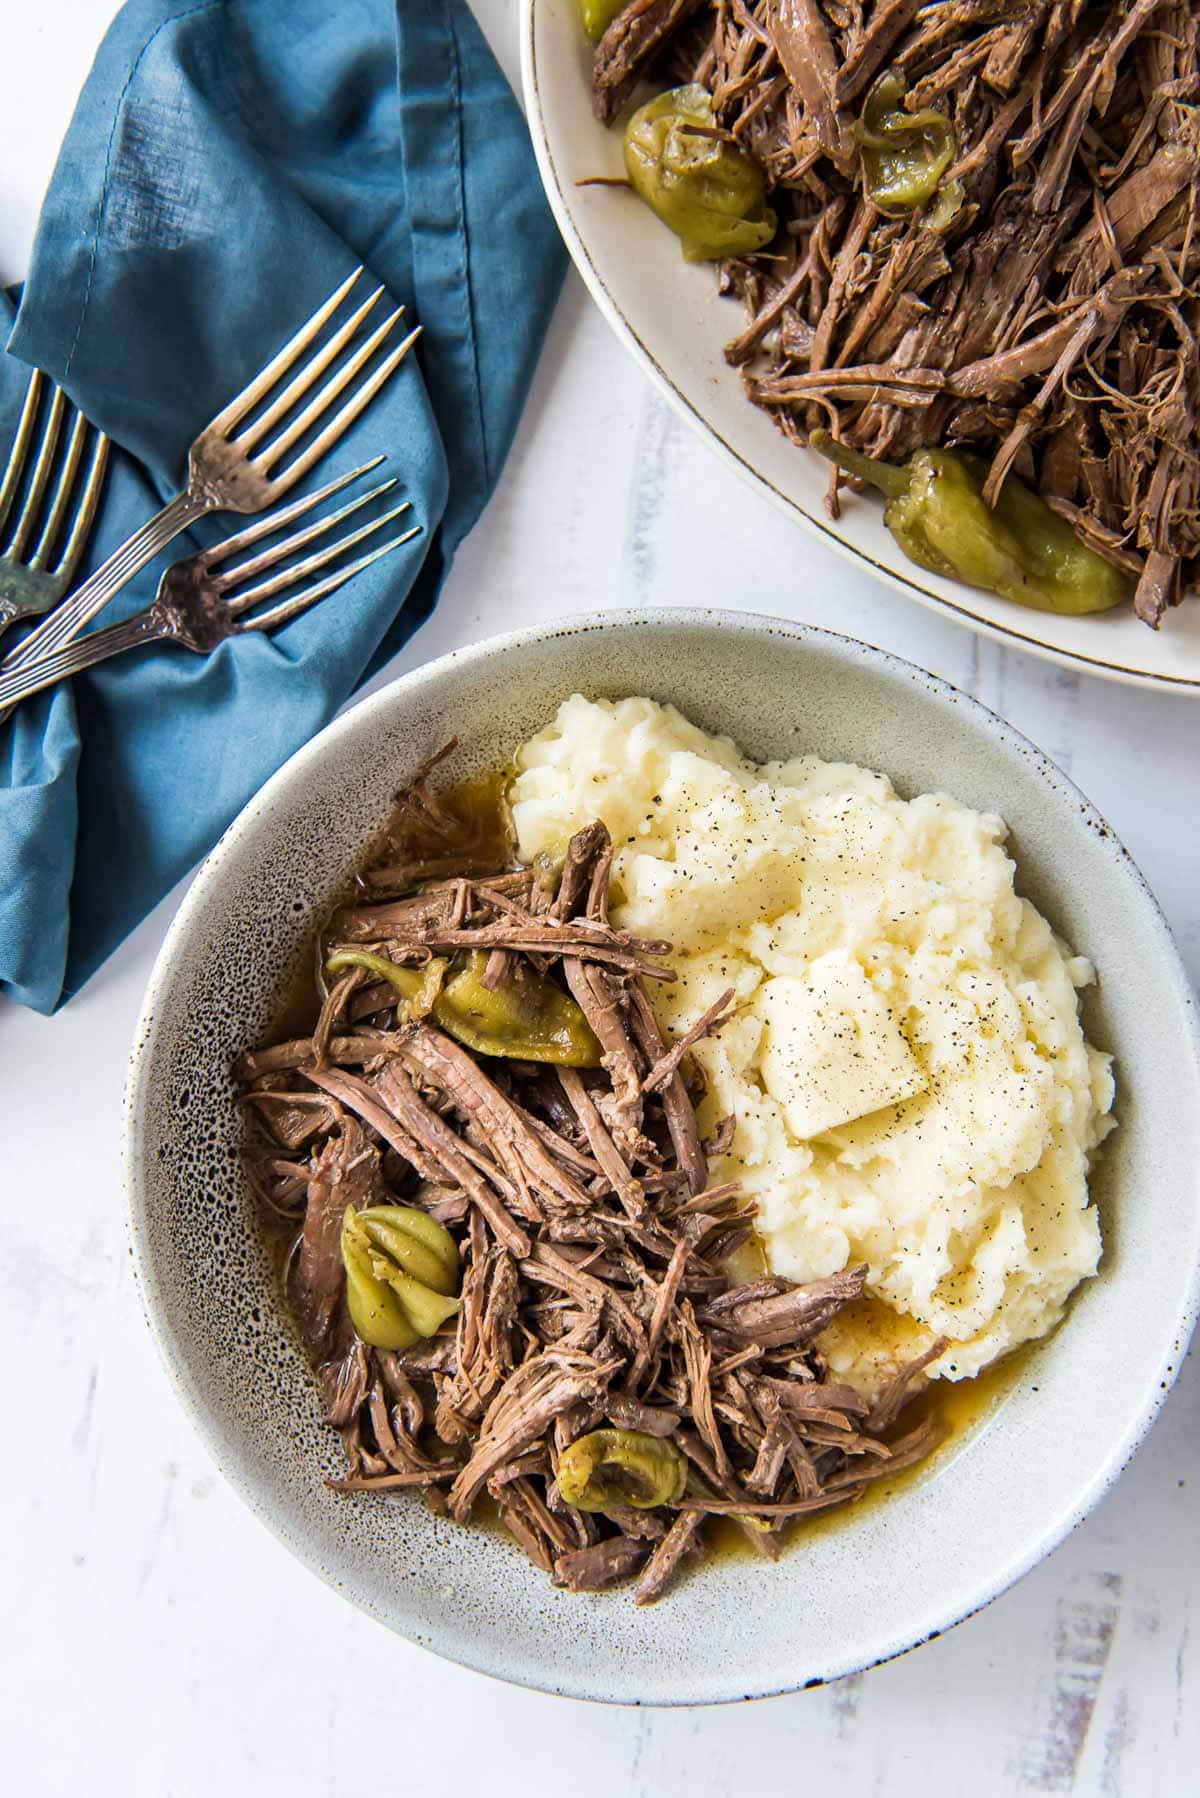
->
[0, 611, 168, 709]
[0, 489, 207, 674]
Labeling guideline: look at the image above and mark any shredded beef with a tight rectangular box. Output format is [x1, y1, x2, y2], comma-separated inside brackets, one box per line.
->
[591, 0, 1200, 626]
[236, 763, 948, 1602]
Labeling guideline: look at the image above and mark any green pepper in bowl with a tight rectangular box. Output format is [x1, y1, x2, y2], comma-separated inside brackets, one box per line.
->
[623, 86, 776, 263]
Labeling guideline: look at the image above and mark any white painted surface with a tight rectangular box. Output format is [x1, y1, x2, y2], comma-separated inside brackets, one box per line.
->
[0, 3, 1195, 1792]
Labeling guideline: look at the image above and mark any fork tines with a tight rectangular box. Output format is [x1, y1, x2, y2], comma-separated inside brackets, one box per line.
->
[214, 268, 422, 493]
[0, 264, 420, 681]
[0, 370, 109, 584]
[213, 462, 421, 635]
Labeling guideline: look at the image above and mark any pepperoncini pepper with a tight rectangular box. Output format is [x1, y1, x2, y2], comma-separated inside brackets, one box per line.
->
[435, 951, 602, 1064]
[623, 86, 777, 263]
[810, 430, 1128, 616]
[578, 0, 625, 39]
[341, 1205, 461, 1351]
[326, 947, 448, 1021]
[325, 947, 602, 1066]
[857, 71, 958, 221]
[556, 1428, 688, 1512]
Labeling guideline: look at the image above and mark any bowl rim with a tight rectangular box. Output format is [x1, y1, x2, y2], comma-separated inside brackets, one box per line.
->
[518, 0, 1200, 697]
[124, 606, 1200, 1703]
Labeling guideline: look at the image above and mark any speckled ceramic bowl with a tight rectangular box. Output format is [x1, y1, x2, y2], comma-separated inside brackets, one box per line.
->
[126, 611, 1200, 1705]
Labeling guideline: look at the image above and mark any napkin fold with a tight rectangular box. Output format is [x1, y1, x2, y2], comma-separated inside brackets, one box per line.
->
[1, 0, 564, 1013]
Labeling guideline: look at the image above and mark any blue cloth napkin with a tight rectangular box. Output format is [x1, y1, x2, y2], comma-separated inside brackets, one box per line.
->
[1, 0, 564, 1013]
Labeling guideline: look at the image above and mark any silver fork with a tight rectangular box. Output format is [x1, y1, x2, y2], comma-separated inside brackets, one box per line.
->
[0, 370, 110, 640]
[0, 459, 418, 712]
[1, 266, 420, 678]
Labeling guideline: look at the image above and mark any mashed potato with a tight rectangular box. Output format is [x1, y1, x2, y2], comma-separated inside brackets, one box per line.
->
[511, 695, 1115, 1393]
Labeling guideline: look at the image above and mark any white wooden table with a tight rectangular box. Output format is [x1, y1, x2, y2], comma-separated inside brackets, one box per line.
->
[2, 6, 1196, 1793]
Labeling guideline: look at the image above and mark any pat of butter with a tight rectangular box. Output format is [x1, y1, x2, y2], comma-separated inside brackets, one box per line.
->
[757, 952, 925, 1139]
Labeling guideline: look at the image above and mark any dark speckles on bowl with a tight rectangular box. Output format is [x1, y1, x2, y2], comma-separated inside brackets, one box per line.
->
[125, 609, 1200, 1705]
